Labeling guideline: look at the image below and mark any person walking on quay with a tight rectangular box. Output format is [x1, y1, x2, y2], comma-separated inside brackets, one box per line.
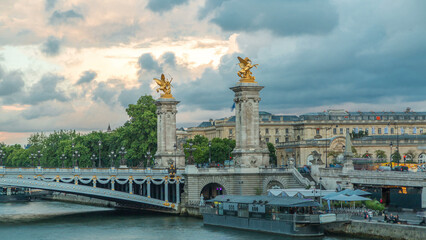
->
[384, 214, 389, 223]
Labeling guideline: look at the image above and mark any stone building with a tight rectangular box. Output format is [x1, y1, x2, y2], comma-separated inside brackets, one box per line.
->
[185, 109, 426, 165]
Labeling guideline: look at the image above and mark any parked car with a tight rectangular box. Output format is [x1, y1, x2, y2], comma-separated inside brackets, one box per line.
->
[377, 166, 391, 172]
[392, 166, 409, 172]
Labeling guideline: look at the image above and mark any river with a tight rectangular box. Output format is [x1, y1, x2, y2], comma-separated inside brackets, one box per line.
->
[0, 201, 362, 240]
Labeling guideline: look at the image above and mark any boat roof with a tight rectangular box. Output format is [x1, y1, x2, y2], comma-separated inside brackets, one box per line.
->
[207, 195, 320, 207]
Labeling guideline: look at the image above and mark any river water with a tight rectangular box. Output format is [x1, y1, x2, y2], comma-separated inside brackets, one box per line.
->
[0, 201, 362, 240]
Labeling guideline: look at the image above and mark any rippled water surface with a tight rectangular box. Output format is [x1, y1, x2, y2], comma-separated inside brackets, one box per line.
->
[0, 201, 362, 240]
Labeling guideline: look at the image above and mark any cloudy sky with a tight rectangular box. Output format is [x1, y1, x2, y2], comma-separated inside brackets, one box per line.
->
[1, 0, 425, 144]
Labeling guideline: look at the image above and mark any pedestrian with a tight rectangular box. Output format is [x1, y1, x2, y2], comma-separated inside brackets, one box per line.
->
[384, 214, 389, 223]
[368, 211, 373, 222]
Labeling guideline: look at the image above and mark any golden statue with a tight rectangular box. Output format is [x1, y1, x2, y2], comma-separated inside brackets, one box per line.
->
[237, 56, 258, 83]
[153, 73, 173, 98]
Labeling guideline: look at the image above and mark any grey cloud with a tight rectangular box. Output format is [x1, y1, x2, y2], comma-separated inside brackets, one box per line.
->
[24, 73, 68, 104]
[21, 101, 72, 120]
[209, 0, 338, 36]
[146, 0, 188, 13]
[40, 36, 61, 56]
[49, 10, 84, 25]
[0, 67, 25, 96]
[161, 52, 176, 67]
[174, 53, 238, 111]
[45, 0, 58, 11]
[198, 0, 227, 20]
[138, 53, 162, 73]
[92, 80, 123, 106]
[118, 86, 150, 108]
[76, 70, 97, 85]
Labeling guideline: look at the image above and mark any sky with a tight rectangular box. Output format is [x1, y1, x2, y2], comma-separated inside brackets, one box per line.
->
[1, 0, 426, 145]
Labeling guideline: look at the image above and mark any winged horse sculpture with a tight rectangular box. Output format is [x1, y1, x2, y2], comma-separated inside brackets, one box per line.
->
[153, 74, 173, 98]
[237, 56, 258, 82]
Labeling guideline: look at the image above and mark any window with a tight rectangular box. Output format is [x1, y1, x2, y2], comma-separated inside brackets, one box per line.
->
[275, 128, 279, 134]
[378, 128, 382, 134]
[346, 128, 349, 133]
[265, 138, 269, 143]
[391, 128, 394, 134]
[333, 128, 337, 134]
[265, 128, 269, 134]
[229, 129, 233, 135]
[365, 128, 369, 134]
[316, 128, 320, 135]
[285, 128, 289, 134]
[420, 128, 424, 134]
[285, 137, 289, 142]
[275, 138, 279, 144]
[340, 128, 343, 134]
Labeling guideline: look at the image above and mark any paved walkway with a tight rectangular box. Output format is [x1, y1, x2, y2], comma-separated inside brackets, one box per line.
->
[351, 210, 425, 225]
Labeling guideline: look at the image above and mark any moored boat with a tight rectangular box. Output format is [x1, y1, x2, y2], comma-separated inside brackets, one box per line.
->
[201, 195, 337, 237]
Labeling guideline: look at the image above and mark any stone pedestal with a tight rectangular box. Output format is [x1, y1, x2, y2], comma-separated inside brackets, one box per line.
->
[155, 98, 185, 168]
[230, 82, 269, 167]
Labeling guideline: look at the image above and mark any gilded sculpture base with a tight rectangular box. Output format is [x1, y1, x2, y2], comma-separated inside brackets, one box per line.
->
[239, 77, 257, 83]
[160, 93, 174, 99]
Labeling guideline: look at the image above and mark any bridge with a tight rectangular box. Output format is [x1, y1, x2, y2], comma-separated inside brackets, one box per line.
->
[0, 166, 183, 211]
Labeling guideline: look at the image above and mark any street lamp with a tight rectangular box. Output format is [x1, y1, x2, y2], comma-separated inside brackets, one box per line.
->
[208, 141, 212, 165]
[29, 153, 36, 167]
[91, 154, 97, 168]
[389, 142, 393, 163]
[319, 177, 323, 206]
[71, 142, 75, 167]
[60, 154, 67, 168]
[72, 150, 80, 168]
[145, 151, 152, 167]
[119, 147, 127, 167]
[98, 140, 102, 168]
[35, 150, 43, 167]
[0, 150, 5, 166]
[185, 142, 196, 165]
[109, 151, 117, 168]
[174, 143, 177, 168]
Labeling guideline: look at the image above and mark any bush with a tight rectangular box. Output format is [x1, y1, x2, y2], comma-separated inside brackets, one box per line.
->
[364, 200, 385, 211]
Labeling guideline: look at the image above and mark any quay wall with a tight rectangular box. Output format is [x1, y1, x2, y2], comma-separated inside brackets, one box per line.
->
[324, 220, 426, 240]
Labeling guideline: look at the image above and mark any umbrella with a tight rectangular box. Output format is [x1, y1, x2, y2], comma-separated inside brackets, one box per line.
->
[350, 189, 372, 196]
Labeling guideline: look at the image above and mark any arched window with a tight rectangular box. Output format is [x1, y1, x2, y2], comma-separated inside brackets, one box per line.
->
[418, 153, 426, 163]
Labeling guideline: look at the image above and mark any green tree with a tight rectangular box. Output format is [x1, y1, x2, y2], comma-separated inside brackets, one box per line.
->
[392, 151, 401, 163]
[117, 95, 157, 167]
[267, 142, 277, 165]
[375, 150, 387, 160]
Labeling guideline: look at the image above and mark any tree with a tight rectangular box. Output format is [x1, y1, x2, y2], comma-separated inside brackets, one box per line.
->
[375, 150, 387, 160]
[267, 142, 277, 165]
[403, 150, 417, 163]
[392, 151, 401, 163]
[117, 95, 157, 167]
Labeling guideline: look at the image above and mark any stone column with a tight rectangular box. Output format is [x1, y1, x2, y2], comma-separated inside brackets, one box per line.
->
[230, 82, 269, 167]
[147, 180, 151, 198]
[155, 98, 185, 167]
[164, 181, 169, 202]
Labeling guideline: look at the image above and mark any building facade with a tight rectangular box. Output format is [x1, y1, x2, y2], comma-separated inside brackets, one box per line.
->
[185, 109, 426, 166]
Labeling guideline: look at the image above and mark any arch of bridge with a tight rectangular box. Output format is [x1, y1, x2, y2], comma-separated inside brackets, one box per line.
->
[198, 176, 231, 195]
[0, 177, 176, 210]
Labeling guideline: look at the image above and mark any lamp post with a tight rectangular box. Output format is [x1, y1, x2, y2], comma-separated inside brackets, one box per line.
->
[60, 154, 67, 168]
[119, 147, 127, 167]
[208, 141, 212, 165]
[174, 143, 177, 168]
[319, 177, 323, 206]
[389, 142, 393, 163]
[185, 142, 196, 165]
[35, 150, 43, 167]
[145, 151, 151, 167]
[71, 142, 75, 167]
[0, 150, 5, 166]
[72, 150, 80, 168]
[90, 154, 97, 168]
[98, 140, 102, 168]
[109, 151, 117, 168]
[29, 153, 36, 167]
